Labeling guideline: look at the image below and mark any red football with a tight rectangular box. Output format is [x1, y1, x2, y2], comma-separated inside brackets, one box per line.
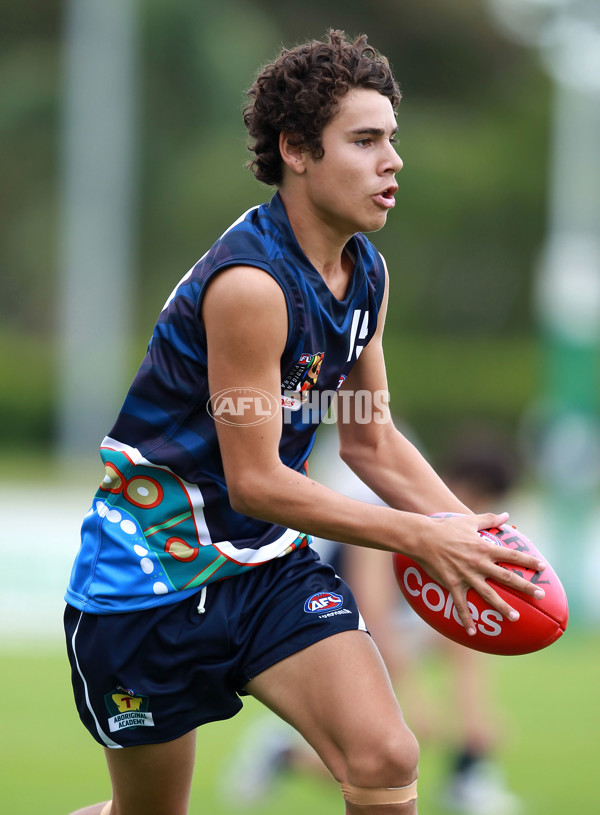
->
[392, 517, 568, 655]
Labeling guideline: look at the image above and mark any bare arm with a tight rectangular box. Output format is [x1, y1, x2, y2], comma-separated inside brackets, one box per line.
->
[202, 265, 409, 548]
[202, 265, 546, 636]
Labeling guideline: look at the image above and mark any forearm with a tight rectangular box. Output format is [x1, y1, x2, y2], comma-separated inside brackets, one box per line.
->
[228, 442, 545, 637]
[230, 459, 430, 558]
[340, 424, 472, 516]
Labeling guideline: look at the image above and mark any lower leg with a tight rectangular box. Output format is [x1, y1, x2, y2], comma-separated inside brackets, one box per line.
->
[347, 802, 416, 815]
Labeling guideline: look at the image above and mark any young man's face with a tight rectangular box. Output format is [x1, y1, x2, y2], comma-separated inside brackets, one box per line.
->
[303, 87, 403, 236]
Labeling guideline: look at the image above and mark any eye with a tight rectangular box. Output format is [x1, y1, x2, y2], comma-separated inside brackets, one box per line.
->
[355, 138, 373, 147]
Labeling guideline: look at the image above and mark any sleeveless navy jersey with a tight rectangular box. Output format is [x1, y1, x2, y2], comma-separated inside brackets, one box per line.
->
[66, 192, 386, 613]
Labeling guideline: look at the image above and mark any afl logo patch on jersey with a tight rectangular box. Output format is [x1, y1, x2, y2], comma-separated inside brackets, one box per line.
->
[304, 591, 344, 613]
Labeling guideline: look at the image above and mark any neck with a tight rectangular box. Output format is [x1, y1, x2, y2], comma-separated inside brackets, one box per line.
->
[278, 187, 354, 283]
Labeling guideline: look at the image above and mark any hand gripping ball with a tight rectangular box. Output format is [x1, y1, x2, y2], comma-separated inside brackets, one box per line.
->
[393, 518, 568, 655]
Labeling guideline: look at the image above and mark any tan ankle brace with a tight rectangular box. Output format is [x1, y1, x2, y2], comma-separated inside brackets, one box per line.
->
[341, 779, 418, 806]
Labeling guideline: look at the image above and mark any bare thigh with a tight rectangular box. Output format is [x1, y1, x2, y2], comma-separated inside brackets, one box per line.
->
[103, 730, 196, 815]
[246, 629, 419, 788]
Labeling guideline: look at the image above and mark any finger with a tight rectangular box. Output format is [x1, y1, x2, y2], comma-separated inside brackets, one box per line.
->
[450, 588, 477, 637]
[494, 546, 547, 574]
[489, 564, 547, 600]
[472, 580, 521, 622]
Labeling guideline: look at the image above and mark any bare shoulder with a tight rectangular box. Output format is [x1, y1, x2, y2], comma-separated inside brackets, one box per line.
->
[203, 265, 285, 313]
[202, 265, 288, 357]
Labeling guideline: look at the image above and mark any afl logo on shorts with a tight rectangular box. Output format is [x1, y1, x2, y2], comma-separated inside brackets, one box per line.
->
[304, 591, 344, 613]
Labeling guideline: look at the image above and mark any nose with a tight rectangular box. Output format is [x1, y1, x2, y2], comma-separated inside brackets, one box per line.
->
[383, 141, 403, 174]
[390, 146, 403, 173]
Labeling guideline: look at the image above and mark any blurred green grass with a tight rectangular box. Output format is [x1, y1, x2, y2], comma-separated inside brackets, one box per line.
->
[1, 627, 594, 815]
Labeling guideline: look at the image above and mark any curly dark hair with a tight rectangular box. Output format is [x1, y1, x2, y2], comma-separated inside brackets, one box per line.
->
[243, 30, 401, 186]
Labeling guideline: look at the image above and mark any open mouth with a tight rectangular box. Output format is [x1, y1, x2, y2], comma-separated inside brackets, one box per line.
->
[373, 186, 397, 208]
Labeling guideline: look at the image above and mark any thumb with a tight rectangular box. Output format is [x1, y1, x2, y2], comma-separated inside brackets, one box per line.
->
[476, 511, 509, 532]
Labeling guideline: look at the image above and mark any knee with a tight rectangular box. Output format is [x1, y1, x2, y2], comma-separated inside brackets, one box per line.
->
[346, 725, 419, 789]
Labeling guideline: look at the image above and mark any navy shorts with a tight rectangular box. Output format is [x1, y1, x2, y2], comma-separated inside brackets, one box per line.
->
[64, 545, 367, 748]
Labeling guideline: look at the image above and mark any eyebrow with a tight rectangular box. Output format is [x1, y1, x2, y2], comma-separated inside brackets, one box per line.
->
[349, 126, 399, 138]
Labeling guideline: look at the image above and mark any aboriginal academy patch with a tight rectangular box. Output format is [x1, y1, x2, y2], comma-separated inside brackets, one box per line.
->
[104, 686, 154, 733]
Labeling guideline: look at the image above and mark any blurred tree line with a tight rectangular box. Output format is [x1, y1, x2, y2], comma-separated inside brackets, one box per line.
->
[1, 0, 552, 457]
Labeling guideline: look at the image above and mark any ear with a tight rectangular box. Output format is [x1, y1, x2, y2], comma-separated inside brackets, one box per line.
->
[279, 132, 307, 175]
